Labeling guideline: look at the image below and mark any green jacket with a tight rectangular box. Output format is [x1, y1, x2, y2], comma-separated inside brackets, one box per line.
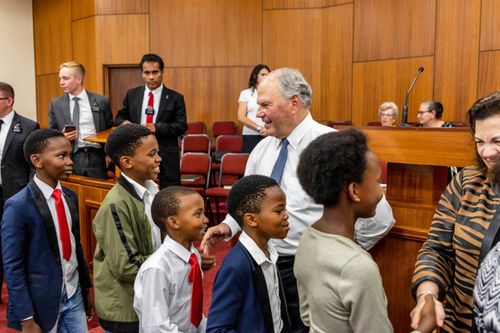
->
[93, 176, 155, 333]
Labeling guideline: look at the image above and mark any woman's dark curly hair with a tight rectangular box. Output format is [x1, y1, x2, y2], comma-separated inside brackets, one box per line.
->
[248, 64, 271, 91]
[298, 128, 368, 207]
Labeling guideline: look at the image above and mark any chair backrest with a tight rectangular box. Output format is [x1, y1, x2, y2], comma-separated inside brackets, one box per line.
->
[215, 135, 243, 153]
[186, 121, 207, 135]
[218, 153, 249, 187]
[181, 134, 210, 155]
[212, 121, 237, 137]
[180, 153, 211, 188]
[366, 121, 382, 126]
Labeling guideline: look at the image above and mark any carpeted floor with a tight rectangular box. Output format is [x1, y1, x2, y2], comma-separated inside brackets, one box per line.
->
[0, 240, 231, 333]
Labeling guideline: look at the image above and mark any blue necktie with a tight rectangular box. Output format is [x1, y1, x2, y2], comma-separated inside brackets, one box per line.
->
[270, 138, 289, 184]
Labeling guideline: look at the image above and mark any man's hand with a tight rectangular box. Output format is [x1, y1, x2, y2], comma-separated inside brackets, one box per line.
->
[200, 223, 231, 255]
[410, 293, 444, 331]
[86, 289, 95, 320]
[62, 128, 78, 142]
[143, 123, 156, 133]
[21, 318, 43, 333]
[200, 253, 216, 271]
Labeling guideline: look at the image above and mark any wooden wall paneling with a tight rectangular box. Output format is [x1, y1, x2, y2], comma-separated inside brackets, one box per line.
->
[320, 4, 353, 122]
[71, 0, 94, 20]
[353, 0, 436, 62]
[434, 0, 481, 122]
[480, 0, 500, 51]
[95, 0, 149, 14]
[263, 0, 351, 9]
[150, 0, 261, 67]
[72, 16, 98, 92]
[36, 74, 62, 128]
[477, 51, 500, 98]
[105, 66, 143, 117]
[352, 57, 434, 126]
[167, 67, 251, 136]
[33, 0, 73, 75]
[263, 8, 323, 116]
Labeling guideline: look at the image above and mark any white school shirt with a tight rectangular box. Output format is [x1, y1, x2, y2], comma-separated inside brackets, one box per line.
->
[140, 85, 163, 124]
[0, 110, 15, 185]
[68, 89, 100, 149]
[223, 114, 396, 255]
[33, 175, 79, 298]
[133, 236, 207, 333]
[239, 231, 283, 333]
[121, 172, 161, 250]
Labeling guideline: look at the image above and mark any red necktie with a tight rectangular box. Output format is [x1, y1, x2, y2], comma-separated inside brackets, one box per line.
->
[52, 189, 72, 261]
[188, 253, 203, 327]
[146, 91, 154, 124]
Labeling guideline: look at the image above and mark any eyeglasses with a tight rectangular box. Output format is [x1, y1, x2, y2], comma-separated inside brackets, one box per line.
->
[0, 97, 11, 100]
[417, 110, 432, 115]
[380, 113, 394, 118]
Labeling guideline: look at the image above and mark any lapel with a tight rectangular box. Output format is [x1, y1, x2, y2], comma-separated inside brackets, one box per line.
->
[61, 94, 72, 124]
[87, 92, 101, 131]
[157, 84, 169, 120]
[29, 181, 61, 262]
[2, 112, 20, 159]
[62, 187, 79, 237]
[134, 87, 146, 122]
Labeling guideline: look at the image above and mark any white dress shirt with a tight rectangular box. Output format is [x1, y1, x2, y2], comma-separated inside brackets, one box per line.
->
[134, 236, 207, 333]
[239, 231, 283, 333]
[223, 114, 396, 255]
[0, 110, 15, 185]
[33, 175, 79, 298]
[121, 172, 161, 250]
[140, 85, 163, 124]
[68, 89, 100, 149]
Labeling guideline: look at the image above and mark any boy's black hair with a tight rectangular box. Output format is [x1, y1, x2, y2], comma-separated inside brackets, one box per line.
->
[23, 128, 66, 168]
[140, 53, 164, 71]
[227, 175, 279, 228]
[151, 186, 199, 232]
[105, 124, 152, 169]
[298, 128, 368, 207]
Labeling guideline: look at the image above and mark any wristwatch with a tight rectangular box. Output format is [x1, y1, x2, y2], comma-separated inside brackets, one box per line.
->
[256, 126, 262, 132]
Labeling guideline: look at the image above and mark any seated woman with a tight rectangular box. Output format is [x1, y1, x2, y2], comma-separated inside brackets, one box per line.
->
[237, 64, 270, 153]
[294, 128, 393, 332]
[410, 92, 500, 332]
[379, 101, 398, 127]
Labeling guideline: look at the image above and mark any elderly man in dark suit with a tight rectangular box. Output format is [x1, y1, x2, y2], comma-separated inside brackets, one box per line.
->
[48, 61, 113, 179]
[0, 81, 39, 301]
[115, 53, 187, 189]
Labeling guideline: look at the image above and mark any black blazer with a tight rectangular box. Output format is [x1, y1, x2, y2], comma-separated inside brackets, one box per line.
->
[115, 85, 187, 152]
[1, 112, 39, 201]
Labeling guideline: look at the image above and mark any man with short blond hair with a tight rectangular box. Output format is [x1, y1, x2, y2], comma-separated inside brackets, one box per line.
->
[49, 60, 113, 179]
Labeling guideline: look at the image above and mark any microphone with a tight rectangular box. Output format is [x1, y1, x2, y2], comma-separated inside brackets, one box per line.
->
[400, 66, 425, 126]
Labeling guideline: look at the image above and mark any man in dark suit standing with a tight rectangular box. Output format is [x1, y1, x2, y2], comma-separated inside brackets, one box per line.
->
[116, 54, 187, 189]
[0, 81, 39, 301]
[49, 61, 113, 179]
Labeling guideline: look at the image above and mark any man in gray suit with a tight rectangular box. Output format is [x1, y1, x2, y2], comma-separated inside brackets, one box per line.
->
[49, 61, 113, 179]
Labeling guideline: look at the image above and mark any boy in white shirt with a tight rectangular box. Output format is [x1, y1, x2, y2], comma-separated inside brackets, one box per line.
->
[134, 186, 209, 333]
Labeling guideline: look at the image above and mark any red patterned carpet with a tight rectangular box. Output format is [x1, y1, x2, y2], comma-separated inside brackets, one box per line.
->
[0, 240, 230, 333]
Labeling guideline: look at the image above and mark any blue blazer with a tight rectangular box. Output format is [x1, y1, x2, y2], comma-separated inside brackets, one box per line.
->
[1, 181, 91, 332]
[207, 241, 290, 333]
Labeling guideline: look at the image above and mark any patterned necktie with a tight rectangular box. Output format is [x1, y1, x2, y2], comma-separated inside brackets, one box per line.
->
[146, 91, 154, 124]
[52, 189, 72, 261]
[188, 253, 203, 327]
[72, 97, 80, 153]
[270, 138, 289, 184]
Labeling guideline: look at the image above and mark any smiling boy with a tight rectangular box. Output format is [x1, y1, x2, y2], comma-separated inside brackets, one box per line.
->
[92, 124, 162, 333]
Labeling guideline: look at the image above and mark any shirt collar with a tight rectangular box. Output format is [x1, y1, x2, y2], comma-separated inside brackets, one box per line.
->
[68, 89, 88, 101]
[145, 85, 163, 96]
[273, 113, 314, 151]
[0, 110, 15, 128]
[239, 231, 278, 265]
[33, 174, 63, 200]
[120, 172, 159, 200]
[163, 235, 196, 263]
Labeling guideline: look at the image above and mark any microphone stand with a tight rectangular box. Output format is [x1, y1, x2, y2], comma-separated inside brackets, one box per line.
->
[400, 67, 424, 127]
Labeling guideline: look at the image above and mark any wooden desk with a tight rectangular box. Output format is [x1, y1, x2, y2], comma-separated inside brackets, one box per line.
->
[83, 127, 115, 144]
[361, 126, 475, 331]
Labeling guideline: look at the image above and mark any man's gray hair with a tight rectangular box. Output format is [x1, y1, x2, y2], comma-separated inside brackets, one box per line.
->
[273, 68, 312, 108]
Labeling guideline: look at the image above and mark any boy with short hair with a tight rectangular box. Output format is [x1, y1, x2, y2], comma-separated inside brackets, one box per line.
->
[294, 128, 393, 332]
[1, 128, 91, 332]
[207, 175, 291, 333]
[93, 123, 162, 332]
[134, 186, 209, 332]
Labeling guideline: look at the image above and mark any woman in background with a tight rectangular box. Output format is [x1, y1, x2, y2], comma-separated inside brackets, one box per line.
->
[237, 64, 270, 153]
[379, 101, 399, 127]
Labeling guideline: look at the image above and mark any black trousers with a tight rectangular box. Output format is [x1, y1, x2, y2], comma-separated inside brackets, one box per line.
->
[0, 186, 4, 302]
[277, 255, 309, 333]
[158, 148, 181, 189]
[72, 147, 108, 180]
[242, 135, 265, 154]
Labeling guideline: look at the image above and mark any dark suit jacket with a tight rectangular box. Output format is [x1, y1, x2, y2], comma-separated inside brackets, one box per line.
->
[115, 85, 187, 152]
[1, 181, 92, 332]
[48, 91, 113, 147]
[1, 112, 39, 201]
[207, 241, 290, 333]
